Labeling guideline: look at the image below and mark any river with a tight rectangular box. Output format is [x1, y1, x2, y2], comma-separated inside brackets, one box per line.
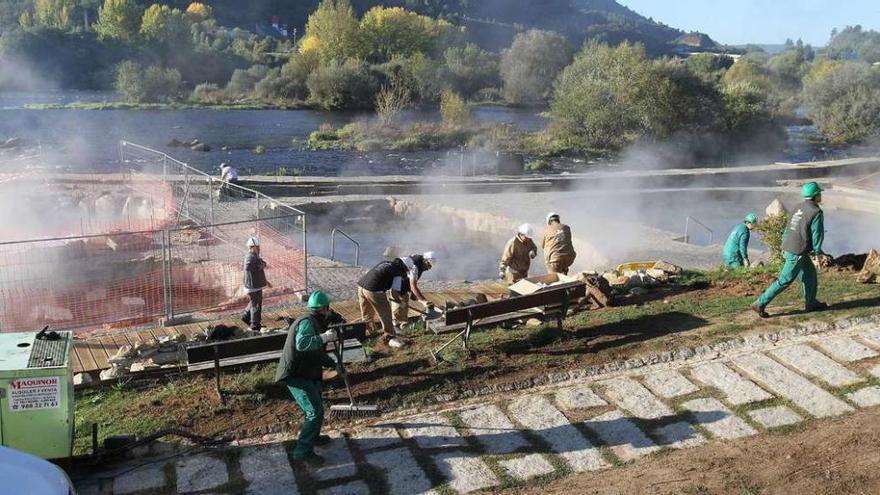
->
[0, 91, 854, 175]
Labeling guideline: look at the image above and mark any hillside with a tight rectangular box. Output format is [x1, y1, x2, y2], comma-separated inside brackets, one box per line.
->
[156, 0, 718, 54]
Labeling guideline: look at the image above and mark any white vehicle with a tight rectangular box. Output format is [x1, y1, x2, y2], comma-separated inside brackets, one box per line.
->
[0, 446, 75, 495]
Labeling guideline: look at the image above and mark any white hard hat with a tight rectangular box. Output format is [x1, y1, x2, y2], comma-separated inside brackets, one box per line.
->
[246, 237, 259, 247]
[422, 251, 436, 262]
[546, 212, 560, 224]
[517, 223, 534, 237]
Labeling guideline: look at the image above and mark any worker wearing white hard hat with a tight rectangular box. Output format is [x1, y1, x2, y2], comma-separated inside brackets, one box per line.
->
[542, 213, 577, 275]
[499, 223, 538, 284]
[242, 236, 271, 331]
[357, 251, 435, 349]
[389, 252, 436, 335]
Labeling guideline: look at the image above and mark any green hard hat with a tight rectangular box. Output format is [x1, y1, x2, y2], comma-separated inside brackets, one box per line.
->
[308, 290, 331, 309]
[744, 213, 758, 224]
[802, 181, 823, 198]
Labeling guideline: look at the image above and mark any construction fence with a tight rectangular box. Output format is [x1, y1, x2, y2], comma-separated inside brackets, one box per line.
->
[0, 142, 307, 334]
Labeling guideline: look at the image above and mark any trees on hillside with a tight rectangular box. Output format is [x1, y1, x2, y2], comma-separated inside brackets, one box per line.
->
[300, 0, 363, 62]
[95, 0, 141, 42]
[140, 4, 190, 46]
[500, 29, 573, 105]
[360, 6, 460, 62]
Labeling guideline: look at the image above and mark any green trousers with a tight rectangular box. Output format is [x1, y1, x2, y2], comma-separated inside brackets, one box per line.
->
[725, 255, 744, 268]
[756, 251, 818, 309]
[286, 378, 324, 458]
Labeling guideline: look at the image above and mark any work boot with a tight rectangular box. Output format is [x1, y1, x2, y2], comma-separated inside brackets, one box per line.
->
[806, 301, 829, 312]
[293, 453, 325, 466]
[750, 303, 769, 318]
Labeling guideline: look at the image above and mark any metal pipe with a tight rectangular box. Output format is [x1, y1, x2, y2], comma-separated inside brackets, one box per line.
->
[302, 213, 309, 293]
[330, 228, 360, 266]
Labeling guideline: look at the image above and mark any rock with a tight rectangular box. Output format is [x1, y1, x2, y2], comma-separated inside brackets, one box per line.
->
[100, 365, 126, 381]
[525, 318, 543, 327]
[108, 345, 136, 364]
[653, 260, 682, 275]
[159, 334, 186, 344]
[858, 249, 880, 284]
[167, 138, 183, 147]
[646, 268, 669, 281]
[74, 373, 94, 386]
[220, 146, 229, 151]
[152, 349, 185, 365]
[766, 199, 787, 217]
[191, 142, 211, 152]
[130, 359, 161, 373]
[189, 139, 200, 146]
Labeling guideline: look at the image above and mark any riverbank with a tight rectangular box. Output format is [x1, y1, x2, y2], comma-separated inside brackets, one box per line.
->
[22, 100, 314, 111]
[306, 120, 583, 161]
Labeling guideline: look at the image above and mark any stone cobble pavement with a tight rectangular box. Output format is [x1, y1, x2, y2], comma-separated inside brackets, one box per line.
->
[78, 321, 880, 494]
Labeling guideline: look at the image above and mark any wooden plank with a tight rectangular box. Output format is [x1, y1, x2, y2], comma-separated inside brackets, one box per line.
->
[445, 282, 585, 325]
[70, 340, 86, 374]
[74, 337, 100, 373]
[91, 336, 115, 370]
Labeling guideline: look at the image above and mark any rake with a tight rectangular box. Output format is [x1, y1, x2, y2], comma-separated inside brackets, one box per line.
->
[328, 327, 380, 419]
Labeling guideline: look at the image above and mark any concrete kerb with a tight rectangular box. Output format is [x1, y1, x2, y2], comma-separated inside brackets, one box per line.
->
[232, 315, 880, 453]
[250, 315, 880, 442]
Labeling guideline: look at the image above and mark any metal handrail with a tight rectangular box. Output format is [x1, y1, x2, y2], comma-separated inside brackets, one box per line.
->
[684, 216, 714, 244]
[330, 228, 360, 266]
[119, 140, 306, 216]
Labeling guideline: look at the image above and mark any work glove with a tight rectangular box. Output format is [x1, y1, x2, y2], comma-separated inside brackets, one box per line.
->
[529, 250, 537, 259]
[320, 329, 337, 344]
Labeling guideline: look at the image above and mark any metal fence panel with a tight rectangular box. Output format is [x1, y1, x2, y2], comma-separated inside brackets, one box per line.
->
[0, 230, 166, 333]
[0, 142, 308, 334]
[165, 215, 306, 320]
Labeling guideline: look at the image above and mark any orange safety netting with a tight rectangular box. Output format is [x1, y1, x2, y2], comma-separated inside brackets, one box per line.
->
[0, 178, 305, 334]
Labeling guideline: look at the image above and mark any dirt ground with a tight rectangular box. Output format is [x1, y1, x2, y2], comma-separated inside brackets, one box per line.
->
[509, 406, 880, 495]
[76, 268, 880, 448]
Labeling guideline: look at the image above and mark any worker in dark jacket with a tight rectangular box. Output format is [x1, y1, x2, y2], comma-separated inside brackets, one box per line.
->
[242, 237, 271, 331]
[275, 290, 340, 465]
[752, 182, 829, 317]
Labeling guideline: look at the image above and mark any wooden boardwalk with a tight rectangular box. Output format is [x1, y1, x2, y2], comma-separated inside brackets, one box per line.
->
[72, 282, 510, 374]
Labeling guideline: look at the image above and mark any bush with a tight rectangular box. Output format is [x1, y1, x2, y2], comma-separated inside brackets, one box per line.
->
[500, 29, 573, 105]
[375, 80, 411, 126]
[226, 64, 268, 97]
[526, 159, 548, 171]
[306, 59, 379, 110]
[803, 62, 880, 144]
[191, 82, 225, 104]
[755, 211, 790, 266]
[550, 41, 725, 151]
[440, 89, 470, 127]
[114, 61, 182, 103]
[440, 43, 499, 99]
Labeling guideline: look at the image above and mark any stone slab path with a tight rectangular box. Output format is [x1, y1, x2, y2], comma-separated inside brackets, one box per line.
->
[77, 323, 880, 494]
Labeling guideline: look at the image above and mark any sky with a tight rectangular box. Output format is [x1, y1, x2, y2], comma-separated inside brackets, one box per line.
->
[621, 0, 880, 46]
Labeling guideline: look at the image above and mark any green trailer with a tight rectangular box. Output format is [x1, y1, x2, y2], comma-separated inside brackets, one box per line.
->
[0, 331, 74, 459]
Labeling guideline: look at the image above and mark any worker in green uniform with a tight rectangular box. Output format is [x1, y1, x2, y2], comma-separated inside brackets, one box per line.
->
[751, 182, 829, 318]
[723, 213, 758, 268]
[275, 290, 341, 465]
